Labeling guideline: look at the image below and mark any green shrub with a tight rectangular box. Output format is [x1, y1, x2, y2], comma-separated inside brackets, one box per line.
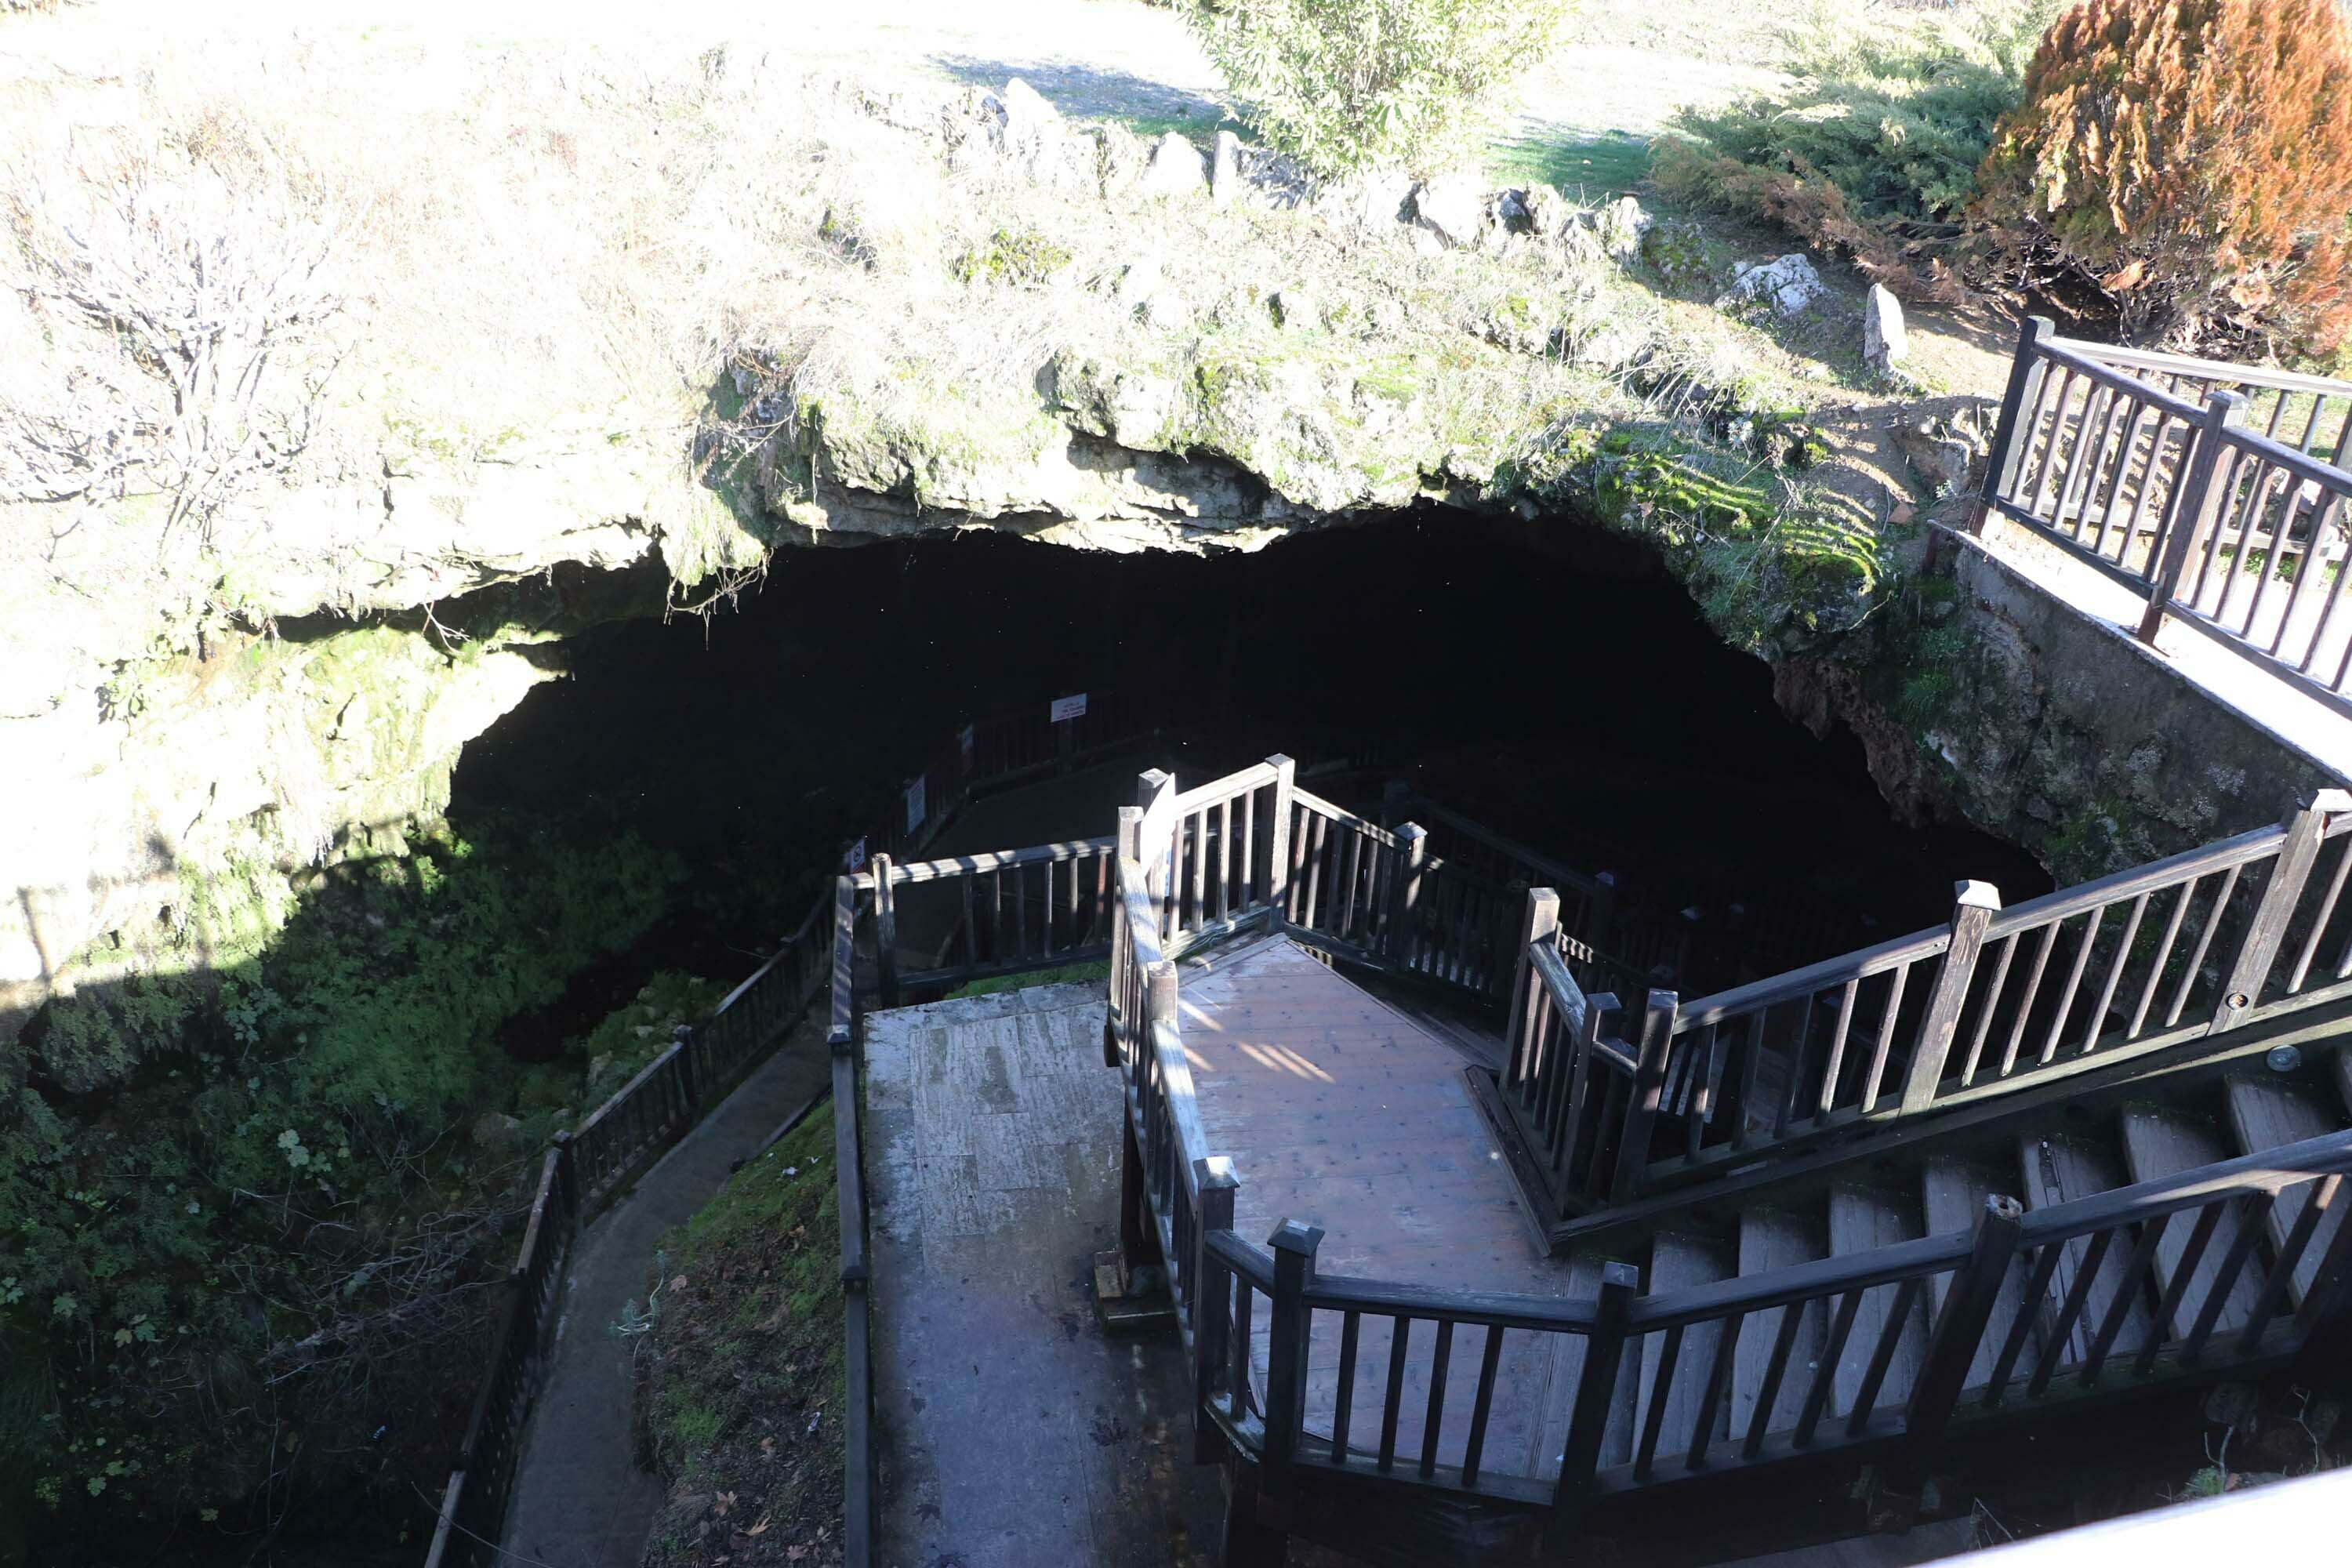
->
[1180, 0, 1573, 177]
[1653, 2, 2056, 296]
[950, 227, 1074, 288]
[2, 822, 682, 1556]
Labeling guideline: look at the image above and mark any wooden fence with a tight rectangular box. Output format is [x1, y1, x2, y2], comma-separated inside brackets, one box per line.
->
[1196, 1128, 2352, 1542]
[1976, 318, 2352, 718]
[804, 758, 2352, 1548]
[1484, 789, 2352, 1219]
[421, 882, 837, 1568]
[417, 691, 1158, 1566]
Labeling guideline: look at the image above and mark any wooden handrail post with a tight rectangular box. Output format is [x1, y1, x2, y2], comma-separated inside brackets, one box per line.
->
[673, 1024, 700, 1112]
[872, 854, 899, 1008]
[1381, 778, 1410, 832]
[1506, 888, 1562, 1091]
[1258, 1218, 1323, 1527]
[1544, 1260, 1639, 1552]
[1588, 870, 1618, 954]
[1191, 1157, 1240, 1464]
[1973, 314, 2055, 535]
[1264, 755, 1295, 931]
[1137, 769, 1177, 899]
[2212, 789, 2352, 1030]
[2139, 388, 2248, 644]
[550, 1129, 577, 1219]
[1609, 990, 1679, 1203]
[1897, 880, 2003, 1114]
[1385, 823, 1428, 969]
[1882, 1194, 2024, 1524]
[1106, 806, 1145, 1067]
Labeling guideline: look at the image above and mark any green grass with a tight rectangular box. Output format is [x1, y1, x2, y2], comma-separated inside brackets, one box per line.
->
[1108, 107, 1243, 143]
[942, 960, 1112, 1000]
[1490, 128, 1652, 198]
[637, 1104, 844, 1566]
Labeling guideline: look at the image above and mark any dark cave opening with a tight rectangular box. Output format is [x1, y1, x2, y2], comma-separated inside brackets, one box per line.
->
[451, 510, 2052, 1010]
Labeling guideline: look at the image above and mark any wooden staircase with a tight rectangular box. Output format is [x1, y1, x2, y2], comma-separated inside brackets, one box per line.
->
[1555, 1046, 2352, 1479]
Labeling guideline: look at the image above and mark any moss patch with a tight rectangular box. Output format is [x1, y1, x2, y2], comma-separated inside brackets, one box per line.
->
[941, 960, 1111, 1000]
[635, 1104, 845, 1567]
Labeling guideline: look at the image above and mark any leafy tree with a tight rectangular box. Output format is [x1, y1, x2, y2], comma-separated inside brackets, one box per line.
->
[1975, 0, 2352, 353]
[1181, 0, 1573, 177]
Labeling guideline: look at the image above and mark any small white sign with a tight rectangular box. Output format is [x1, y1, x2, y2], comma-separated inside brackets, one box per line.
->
[1050, 692, 1088, 724]
[958, 724, 975, 768]
[845, 837, 868, 873]
[904, 776, 927, 834]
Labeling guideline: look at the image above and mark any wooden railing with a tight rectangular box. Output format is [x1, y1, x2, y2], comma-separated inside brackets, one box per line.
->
[1196, 1128, 2352, 1538]
[1383, 783, 1882, 994]
[421, 882, 837, 1568]
[1479, 790, 2352, 1218]
[795, 754, 2352, 1548]
[848, 688, 1158, 867]
[1977, 318, 2352, 718]
[827, 875, 877, 1567]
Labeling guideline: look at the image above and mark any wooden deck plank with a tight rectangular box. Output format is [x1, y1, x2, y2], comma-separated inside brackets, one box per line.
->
[1632, 1229, 1733, 1461]
[1733, 1207, 1827, 1439]
[2016, 1134, 2154, 1363]
[2225, 1075, 2350, 1307]
[2118, 1102, 2263, 1334]
[1178, 938, 1595, 1479]
[1827, 1183, 1928, 1417]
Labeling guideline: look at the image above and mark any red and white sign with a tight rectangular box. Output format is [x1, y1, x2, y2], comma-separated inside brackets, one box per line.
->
[845, 837, 868, 873]
[1049, 692, 1088, 724]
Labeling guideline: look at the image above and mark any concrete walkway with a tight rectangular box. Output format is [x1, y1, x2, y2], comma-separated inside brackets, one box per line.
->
[501, 1020, 835, 1568]
[864, 982, 1225, 1568]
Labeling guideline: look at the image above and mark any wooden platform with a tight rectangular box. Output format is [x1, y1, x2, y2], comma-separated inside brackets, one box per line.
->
[863, 982, 1222, 1568]
[1177, 935, 1595, 1481]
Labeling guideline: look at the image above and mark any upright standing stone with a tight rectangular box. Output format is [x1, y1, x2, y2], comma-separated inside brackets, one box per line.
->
[1865, 283, 1911, 374]
[1210, 129, 1243, 206]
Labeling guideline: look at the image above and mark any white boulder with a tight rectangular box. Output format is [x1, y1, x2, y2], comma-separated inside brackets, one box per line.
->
[1139, 132, 1207, 198]
[1410, 172, 1487, 249]
[1716, 254, 1828, 318]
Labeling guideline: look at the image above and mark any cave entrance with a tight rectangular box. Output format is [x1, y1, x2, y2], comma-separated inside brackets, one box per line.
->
[450, 510, 2050, 1011]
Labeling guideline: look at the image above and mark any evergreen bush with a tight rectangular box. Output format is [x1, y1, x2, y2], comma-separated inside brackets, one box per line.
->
[1652, 2, 2056, 299]
[1974, 0, 2352, 354]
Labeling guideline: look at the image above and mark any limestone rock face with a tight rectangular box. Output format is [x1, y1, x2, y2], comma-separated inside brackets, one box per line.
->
[1316, 166, 1414, 232]
[1891, 414, 1985, 497]
[1594, 194, 1652, 263]
[1410, 172, 1487, 249]
[1140, 132, 1207, 198]
[1864, 284, 1909, 373]
[1717, 254, 1827, 318]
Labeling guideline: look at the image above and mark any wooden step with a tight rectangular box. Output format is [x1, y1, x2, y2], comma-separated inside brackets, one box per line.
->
[1922, 1156, 2040, 1389]
[2225, 1073, 2351, 1308]
[1524, 1247, 1640, 1479]
[1827, 1181, 1929, 1420]
[2118, 1102, 2263, 1336]
[1731, 1207, 1828, 1444]
[2016, 1133, 2156, 1369]
[1633, 1229, 1734, 1464]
